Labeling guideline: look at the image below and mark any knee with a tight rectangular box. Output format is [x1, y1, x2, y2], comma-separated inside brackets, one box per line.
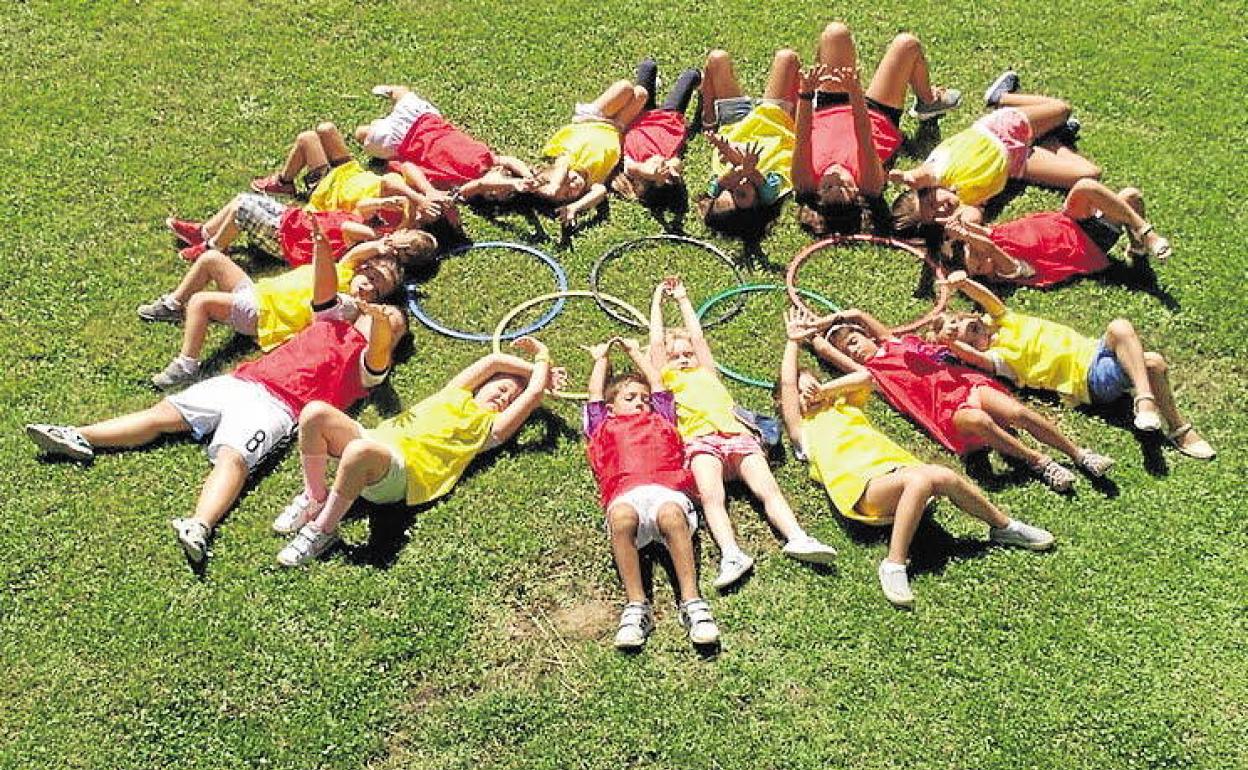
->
[706, 49, 732, 71]
[822, 22, 852, 44]
[1106, 317, 1136, 341]
[773, 48, 799, 70]
[955, 407, 993, 433]
[1069, 177, 1101, 197]
[890, 32, 921, 54]
[353, 124, 371, 144]
[185, 291, 212, 315]
[1119, 186, 1143, 204]
[1053, 99, 1073, 120]
[298, 400, 337, 429]
[607, 505, 640, 536]
[921, 465, 960, 493]
[339, 438, 386, 470]
[315, 121, 338, 137]
[296, 129, 319, 146]
[1144, 351, 1167, 374]
[656, 503, 689, 534]
[214, 446, 248, 474]
[631, 84, 648, 103]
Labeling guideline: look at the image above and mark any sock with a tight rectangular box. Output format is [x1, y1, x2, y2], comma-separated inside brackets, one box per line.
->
[311, 489, 352, 534]
[176, 355, 200, 372]
[204, 236, 218, 250]
[1002, 519, 1023, 533]
[720, 545, 746, 562]
[165, 295, 183, 310]
[301, 453, 329, 503]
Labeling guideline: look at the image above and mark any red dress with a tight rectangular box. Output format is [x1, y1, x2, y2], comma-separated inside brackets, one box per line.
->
[622, 109, 687, 162]
[863, 336, 1007, 456]
[809, 106, 903, 184]
[989, 212, 1111, 288]
[389, 113, 496, 188]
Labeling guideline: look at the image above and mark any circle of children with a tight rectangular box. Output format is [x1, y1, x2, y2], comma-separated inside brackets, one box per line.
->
[26, 24, 1215, 651]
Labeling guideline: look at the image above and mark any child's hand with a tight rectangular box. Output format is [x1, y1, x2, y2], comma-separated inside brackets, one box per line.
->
[667, 277, 688, 300]
[555, 204, 579, 227]
[546, 366, 569, 392]
[799, 64, 828, 94]
[942, 269, 969, 287]
[617, 337, 642, 355]
[739, 142, 762, 174]
[413, 197, 442, 223]
[583, 341, 612, 360]
[785, 306, 817, 341]
[659, 275, 682, 298]
[831, 65, 862, 94]
[799, 380, 825, 412]
[513, 336, 549, 358]
[888, 168, 915, 188]
[515, 176, 540, 193]
[704, 131, 742, 165]
[380, 196, 408, 210]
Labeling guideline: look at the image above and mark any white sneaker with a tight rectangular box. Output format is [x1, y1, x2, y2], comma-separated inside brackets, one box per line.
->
[990, 520, 1055, 551]
[277, 523, 339, 567]
[678, 599, 720, 645]
[272, 492, 323, 534]
[26, 424, 94, 461]
[613, 602, 654, 650]
[712, 551, 755, 590]
[782, 536, 837, 565]
[171, 517, 210, 563]
[152, 357, 200, 390]
[137, 294, 184, 323]
[878, 560, 914, 607]
[1035, 458, 1076, 492]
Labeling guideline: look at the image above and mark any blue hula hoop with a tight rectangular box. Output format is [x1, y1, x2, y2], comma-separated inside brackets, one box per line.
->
[406, 241, 569, 342]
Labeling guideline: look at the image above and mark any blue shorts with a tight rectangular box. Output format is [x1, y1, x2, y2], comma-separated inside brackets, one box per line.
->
[713, 96, 791, 127]
[1085, 340, 1131, 404]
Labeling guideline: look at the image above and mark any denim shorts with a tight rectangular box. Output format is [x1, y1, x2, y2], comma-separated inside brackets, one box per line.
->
[1086, 339, 1131, 404]
[713, 96, 791, 127]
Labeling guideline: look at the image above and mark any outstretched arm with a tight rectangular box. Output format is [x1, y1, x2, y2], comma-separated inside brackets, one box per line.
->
[791, 66, 822, 196]
[556, 183, 607, 226]
[888, 164, 937, 190]
[943, 270, 1007, 318]
[647, 281, 668, 369]
[842, 67, 886, 198]
[359, 301, 395, 375]
[586, 340, 612, 402]
[809, 335, 867, 375]
[670, 277, 715, 368]
[311, 218, 340, 306]
[945, 339, 996, 372]
[618, 337, 662, 392]
[490, 337, 555, 444]
[495, 155, 533, 178]
[338, 239, 386, 271]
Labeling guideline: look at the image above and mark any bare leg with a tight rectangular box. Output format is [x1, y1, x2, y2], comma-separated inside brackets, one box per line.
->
[607, 504, 647, 603]
[953, 404, 1047, 467]
[997, 93, 1071, 136]
[1063, 179, 1148, 231]
[588, 80, 638, 118]
[311, 438, 394, 533]
[701, 49, 745, 125]
[200, 196, 247, 249]
[1103, 319, 1157, 411]
[762, 48, 800, 107]
[192, 448, 249, 528]
[78, 400, 190, 448]
[656, 503, 700, 602]
[297, 401, 366, 502]
[735, 453, 804, 541]
[179, 292, 238, 360]
[279, 130, 329, 182]
[607, 85, 649, 127]
[1023, 145, 1101, 189]
[975, 388, 1083, 461]
[816, 22, 857, 68]
[1142, 352, 1207, 452]
[689, 453, 740, 555]
[169, 250, 249, 304]
[315, 122, 353, 166]
[866, 32, 935, 109]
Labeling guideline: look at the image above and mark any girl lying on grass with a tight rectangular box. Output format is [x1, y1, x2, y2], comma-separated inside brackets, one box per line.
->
[138, 218, 432, 389]
[890, 70, 1101, 232]
[778, 308, 1053, 607]
[272, 338, 564, 567]
[807, 308, 1114, 492]
[794, 23, 961, 236]
[942, 178, 1171, 287]
[611, 59, 702, 205]
[649, 276, 837, 590]
[929, 271, 1213, 459]
[697, 48, 799, 237]
[585, 336, 719, 650]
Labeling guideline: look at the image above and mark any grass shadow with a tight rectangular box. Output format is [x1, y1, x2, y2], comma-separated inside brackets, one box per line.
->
[837, 509, 993, 578]
[898, 119, 944, 162]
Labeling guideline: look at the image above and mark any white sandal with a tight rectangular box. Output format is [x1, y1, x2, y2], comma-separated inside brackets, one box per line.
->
[1167, 423, 1215, 460]
[1128, 224, 1172, 262]
[1132, 394, 1163, 432]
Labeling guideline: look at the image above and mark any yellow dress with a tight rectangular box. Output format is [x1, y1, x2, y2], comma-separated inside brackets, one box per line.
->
[253, 263, 354, 351]
[307, 161, 385, 212]
[541, 122, 622, 185]
[925, 128, 1007, 206]
[660, 366, 747, 439]
[801, 390, 919, 524]
[712, 103, 796, 196]
[366, 386, 497, 505]
[989, 310, 1099, 405]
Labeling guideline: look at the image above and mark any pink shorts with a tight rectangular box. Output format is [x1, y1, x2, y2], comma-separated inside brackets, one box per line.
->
[684, 431, 764, 472]
[977, 107, 1034, 178]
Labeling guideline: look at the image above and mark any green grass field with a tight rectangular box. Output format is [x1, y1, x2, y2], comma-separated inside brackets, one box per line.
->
[2, 2, 1246, 768]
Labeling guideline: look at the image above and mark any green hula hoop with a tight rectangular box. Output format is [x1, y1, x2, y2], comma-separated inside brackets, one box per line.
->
[695, 283, 840, 389]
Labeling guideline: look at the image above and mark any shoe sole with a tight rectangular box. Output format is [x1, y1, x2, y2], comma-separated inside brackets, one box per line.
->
[712, 560, 755, 590]
[784, 548, 838, 565]
[909, 105, 959, 121]
[883, 592, 915, 608]
[137, 309, 183, 323]
[991, 534, 1055, 551]
[171, 521, 207, 563]
[26, 425, 92, 461]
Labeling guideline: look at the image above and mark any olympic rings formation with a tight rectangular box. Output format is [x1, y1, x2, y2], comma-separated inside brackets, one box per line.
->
[785, 234, 949, 336]
[407, 241, 569, 342]
[589, 234, 747, 329]
[696, 284, 841, 389]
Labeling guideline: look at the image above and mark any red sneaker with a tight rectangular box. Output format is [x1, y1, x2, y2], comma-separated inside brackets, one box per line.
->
[179, 242, 208, 262]
[250, 174, 297, 196]
[166, 217, 205, 246]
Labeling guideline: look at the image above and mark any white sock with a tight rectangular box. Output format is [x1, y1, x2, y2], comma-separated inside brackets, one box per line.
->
[720, 546, 746, 562]
[176, 355, 200, 372]
[165, 295, 183, 309]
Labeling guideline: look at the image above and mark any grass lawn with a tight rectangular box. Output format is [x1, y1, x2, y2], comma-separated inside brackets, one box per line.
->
[1, 1, 1245, 768]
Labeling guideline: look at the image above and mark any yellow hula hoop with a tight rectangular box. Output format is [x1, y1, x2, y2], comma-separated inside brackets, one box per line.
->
[491, 290, 649, 400]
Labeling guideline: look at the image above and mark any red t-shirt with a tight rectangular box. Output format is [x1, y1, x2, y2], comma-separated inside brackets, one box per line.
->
[990, 212, 1111, 288]
[391, 113, 496, 189]
[809, 105, 903, 185]
[622, 109, 687, 162]
[234, 319, 371, 416]
[585, 392, 694, 509]
[863, 336, 1007, 456]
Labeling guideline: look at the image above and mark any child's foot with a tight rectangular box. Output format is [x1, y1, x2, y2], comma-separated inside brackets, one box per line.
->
[1132, 394, 1163, 432]
[989, 519, 1055, 550]
[877, 560, 914, 608]
[712, 551, 755, 590]
[1076, 448, 1115, 477]
[179, 242, 208, 262]
[137, 294, 184, 323]
[1034, 458, 1076, 492]
[782, 536, 838, 565]
[250, 173, 296, 197]
[171, 517, 211, 563]
[612, 602, 654, 650]
[272, 492, 324, 534]
[678, 599, 720, 646]
[370, 85, 399, 98]
[152, 357, 200, 390]
[1127, 225, 1172, 262]
[25, 423, 94, 461]
[984, 70, 1020, 107]
[1167, 423, 1216, 460]
[166, 217, 205, 246]
[277, 523, 339, 567]
[910, 87, 963, 121]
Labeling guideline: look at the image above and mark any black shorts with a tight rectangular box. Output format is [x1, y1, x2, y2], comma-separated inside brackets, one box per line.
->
[1076, 215, 1123, 254]
[813, 91, 904, 128]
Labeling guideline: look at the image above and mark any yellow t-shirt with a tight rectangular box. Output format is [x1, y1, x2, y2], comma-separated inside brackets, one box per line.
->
[660, 366, 746, 439]
[308, 160, 385, 212]
[800, 390, 919, 524]
[989, 310, 1099, 405]
[366, 386, 497, 506]
[253, 263, 354, 351]
[925, 128, 1007, 206]
[542, 122, 622, 185]
[712, 103, 796, 196]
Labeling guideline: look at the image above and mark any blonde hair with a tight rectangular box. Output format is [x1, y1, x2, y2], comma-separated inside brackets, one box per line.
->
[665, 328, 692, 348]
[384, 229, 438, 267]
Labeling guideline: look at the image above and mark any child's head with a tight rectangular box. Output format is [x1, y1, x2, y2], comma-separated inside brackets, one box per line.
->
[891, 187, 960, 236]
[382, 229, 438, 268]
[473, 373, 525, 412]
[827, 323, 879, 364]
[664, 329, 698, 370]
[696, 192, 778, 239]
[614, 157, 684, 201]
[927, 311, 993, 350]
[350, 257, 401, 302]
[535, 166, 587, 203]
[604, 373, 653, 416]
[797, 197, 878, 237]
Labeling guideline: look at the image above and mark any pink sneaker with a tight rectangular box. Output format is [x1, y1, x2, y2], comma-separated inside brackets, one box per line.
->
[166, 217, 205, 246]
[179, 242, 208, 262]
[250, 173, 296, 196]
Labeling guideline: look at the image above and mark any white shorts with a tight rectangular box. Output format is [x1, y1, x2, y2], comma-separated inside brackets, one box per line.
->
[360, 441, 407, 504]
[604, 484, 696, 549]
[229, 280, 258, 335]
[166, 375, 295, 469]
[364, 92, 440, 155]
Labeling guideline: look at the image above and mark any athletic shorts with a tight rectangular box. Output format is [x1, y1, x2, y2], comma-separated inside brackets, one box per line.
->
[1085, 339, 1132, 405]
[233, 193, 285, 255]
[229, 280, 258, 335]
[978, 107, 1034, 178]
[1075, 215, 1124, 255]
[166, 375, 295, 469]
[813, 91, 904, 128]
[604, 484, 697, 549]
[359, 441, 407, 504]
[364, 92, 440, 156]
[714, 96, 793, 127]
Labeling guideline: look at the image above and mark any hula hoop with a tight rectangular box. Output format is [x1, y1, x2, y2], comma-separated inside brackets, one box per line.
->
[589, 234, 747, 329]
[407, 241, 569, 342]
[785, 234, 948, 336]
[695, 283, 841, 389]
[491, 290, 649, 400]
